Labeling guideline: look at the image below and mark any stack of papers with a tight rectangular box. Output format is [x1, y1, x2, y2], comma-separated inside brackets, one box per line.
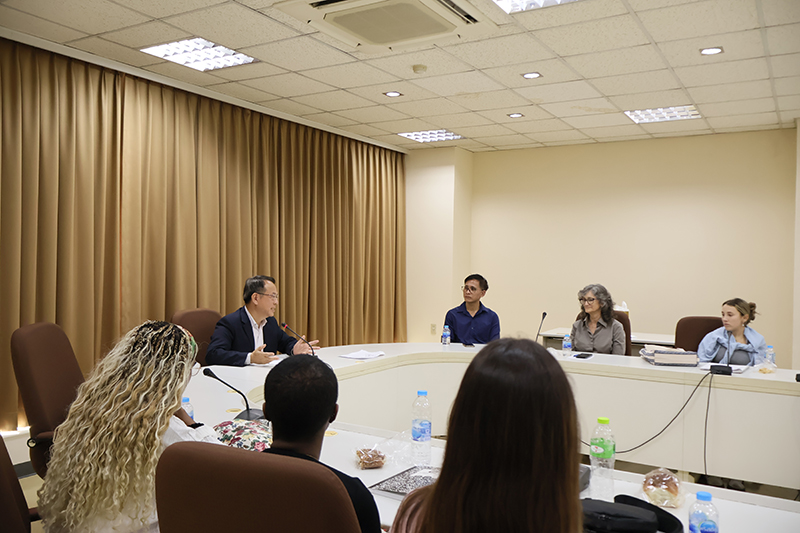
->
[339, 350, 385, 360]
[640, 345, 697, 367]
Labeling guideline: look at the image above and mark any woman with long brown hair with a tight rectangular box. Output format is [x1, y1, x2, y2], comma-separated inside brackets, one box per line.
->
[392, 337, 582, 533]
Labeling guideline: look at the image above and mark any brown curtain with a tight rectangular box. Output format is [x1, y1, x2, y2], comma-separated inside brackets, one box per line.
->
[0, 37, 406, 432]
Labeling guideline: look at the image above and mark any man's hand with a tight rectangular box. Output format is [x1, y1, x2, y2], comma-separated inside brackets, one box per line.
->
[250, 344, 278, 364]
[292, 336, 321, 355]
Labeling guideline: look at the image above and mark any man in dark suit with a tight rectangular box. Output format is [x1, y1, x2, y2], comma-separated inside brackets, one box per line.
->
[206, 275, 319, 366]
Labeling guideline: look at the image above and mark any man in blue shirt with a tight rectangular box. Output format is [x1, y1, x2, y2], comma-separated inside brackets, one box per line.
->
[444, 274, 500, 345]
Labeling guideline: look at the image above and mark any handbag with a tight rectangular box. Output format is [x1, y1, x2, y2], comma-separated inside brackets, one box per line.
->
[582, 495, 682, 533]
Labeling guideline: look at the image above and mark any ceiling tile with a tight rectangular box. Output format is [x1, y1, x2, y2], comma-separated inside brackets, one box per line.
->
[242, 36, 354, 71]
[674, 57, 770, 86]
[590, 69, 680, 96]
[102, 21, 191, 49]
[504, 118, 573, 134]
[476, 105, 553, 123]
[627, 0, 707, 10]
[451, 124, 516, 138]
[610, 89, 691, 110]
[779, 109, 800, 123]
[347, 81, 439, 104]
[565, 45, 668, 78]
[535, 15, 650, 57]
[238, 0, 280, 9]
[761, 0, 800, 26]
[7, 0, 149, 33]
[166, 4, 298, 49]
[369, 118, 436, 134]
[777, 95, 800, 110]
[302, 62, 398, 89]
[596, 134, 653, 143]
[775, 76, 800, 96]
[706, 112, 779, 128]
[514, 80, 601, 104]
[293, 90, 376, 111]
[144, 61, 226, 86]
[425, 112, 492, 129]
[305, 31, 361, 54]
[447, 89, 531, 111]
[386, 98, 470, 117]
[410, 71, 504, 97]
[258, 7, 317, 35]
[365, 49, 472, 79]
[562, 113, 633, 128]
[472, 134, 535, 147]
[338, 124, 391, 137]
[259, 98, 321, 116]
[651, 129, 713, 138]
[334, 106, 409, 123]
[687, 79, 773, 103]
[442, 33, 554, 69]
[657, 30, 765, 68]
[120, 0, 227, 19]
[243, 73, 333, 97]
[639, 117, 712, 133]
[482, 58, 581, 88]
[302, 112, 357, 127]
[581, 124, 648, 138]
[207, 82, 277, 102]
[637, 0, 759, 43]
[527, 129, 589, 143]
[698, 97, 776, 117]
[69, 37, 163, 67]
[766, 23, 800, 55]
[0, 5, 87, 42]
[539, 97, 619, 118]
[208, 61, 287, 81]
[771, 53, 800, 78]
[516, 0, 628, 30]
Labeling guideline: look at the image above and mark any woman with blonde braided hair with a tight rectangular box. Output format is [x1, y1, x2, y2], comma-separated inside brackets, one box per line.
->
[38, 321, 221, 533]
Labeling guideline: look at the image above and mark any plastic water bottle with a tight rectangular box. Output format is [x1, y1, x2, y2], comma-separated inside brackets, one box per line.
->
[589, 416, 615, 501]
[441, 326, 451, 346]
[411, 391, 432, 466]
[182, 397, 195, 421]
[765, 345, 776, 366]
[688, 491, 719, 533]
[562, 334, 572, 354]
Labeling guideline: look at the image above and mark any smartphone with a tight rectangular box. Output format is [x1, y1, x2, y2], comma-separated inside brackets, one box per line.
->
[462, 343, 475, 348]
[573, 353, 593, 359]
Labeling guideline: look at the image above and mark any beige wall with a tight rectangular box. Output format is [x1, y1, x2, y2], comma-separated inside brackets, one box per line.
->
[407, 129, 798, 368]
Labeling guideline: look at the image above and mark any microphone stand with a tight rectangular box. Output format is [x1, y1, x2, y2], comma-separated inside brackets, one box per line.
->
[281, 322, 316, 357]
[535, 311, 547, 345]
[203, 368, 264, 420]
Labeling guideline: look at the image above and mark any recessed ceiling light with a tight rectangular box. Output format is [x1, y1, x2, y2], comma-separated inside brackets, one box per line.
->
[493, 0, 584, 15]
[384, 91, 403, 97]
[141, 38, 256, 72]
[624, 105, 701, 124]
[398, 129, 463, 143]
[508, 113, 524, 118]
[700, 47, 724, 56]
[522, 72, 542, 79]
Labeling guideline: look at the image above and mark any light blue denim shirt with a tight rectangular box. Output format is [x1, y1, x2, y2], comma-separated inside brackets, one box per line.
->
[697, 326, 767, 365]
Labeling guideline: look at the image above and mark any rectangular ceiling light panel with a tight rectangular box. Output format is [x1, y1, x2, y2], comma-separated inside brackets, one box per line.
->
[624, 105, 701, 124]
[398, 129, 463, 142]
[492, 0, 584, 15]
[141, 38, 256, 72]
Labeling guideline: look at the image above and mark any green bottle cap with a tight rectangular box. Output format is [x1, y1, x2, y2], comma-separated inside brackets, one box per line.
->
[597, 417, 610, 424]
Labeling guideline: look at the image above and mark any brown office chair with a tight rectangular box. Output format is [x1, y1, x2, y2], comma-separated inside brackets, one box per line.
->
[1, 435, 41, 533]
[574, 311, 632, 355]
[674, 316, 723, 352]
[11, 322, 84, 478]
[170, 308, 222, 366]
[156, 442, 361, 533]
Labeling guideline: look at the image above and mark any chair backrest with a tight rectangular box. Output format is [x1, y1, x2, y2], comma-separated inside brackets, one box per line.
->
[156, 442, 361, 533]
[674, 316, 723, 352]
[1, 436, 32, 533]
[170, 309, 222, 366]
[613, 310, 632, 356]
[11, 322, 84, 477]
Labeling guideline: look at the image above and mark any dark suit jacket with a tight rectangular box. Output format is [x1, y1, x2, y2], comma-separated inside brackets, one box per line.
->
[206, 307, 298, 366]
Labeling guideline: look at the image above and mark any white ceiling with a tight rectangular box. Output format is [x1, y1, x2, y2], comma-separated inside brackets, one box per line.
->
[1, 0, 798, 152]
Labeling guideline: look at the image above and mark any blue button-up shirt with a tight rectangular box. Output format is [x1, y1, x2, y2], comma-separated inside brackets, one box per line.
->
[444, 302, 500, 345]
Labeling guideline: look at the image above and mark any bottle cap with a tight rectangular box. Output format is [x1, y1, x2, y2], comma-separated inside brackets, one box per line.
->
[182, 396, 190, 402]
[564, 334, 570, 338]
[444, 325, 450, 330]
[696, 491, 712, 502]
[767, 345, 773, 349]
[417, 390, 428, 396]
[597, 417, 609, 424]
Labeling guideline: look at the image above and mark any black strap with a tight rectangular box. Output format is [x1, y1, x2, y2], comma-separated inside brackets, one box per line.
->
[614, 495, 683, 533]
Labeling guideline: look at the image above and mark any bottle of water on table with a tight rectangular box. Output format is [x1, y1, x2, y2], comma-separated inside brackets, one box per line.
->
[441, 325, 451, 346]
[765, 345, 775, 366]
[181, 396, 195, 421]
[590, 416, 615, 501]
[412, 390, 432, 466]
[688, 491, 719, 533]
[562, 334, 572, 355]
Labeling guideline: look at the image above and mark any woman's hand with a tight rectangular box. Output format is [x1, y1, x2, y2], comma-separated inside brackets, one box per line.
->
[174, 406, 195, 426]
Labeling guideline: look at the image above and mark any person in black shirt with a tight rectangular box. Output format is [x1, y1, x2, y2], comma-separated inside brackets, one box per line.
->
[262, 355, 381, 533]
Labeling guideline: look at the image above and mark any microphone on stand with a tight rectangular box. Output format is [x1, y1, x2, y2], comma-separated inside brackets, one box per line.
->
[710, 331, 733, 375]
[535, 311, 548, 345]
[203, 368, 264, 420]
[281, 322, 316, 357]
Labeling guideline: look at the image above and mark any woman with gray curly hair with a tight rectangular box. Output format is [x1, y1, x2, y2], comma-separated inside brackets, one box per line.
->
[38, 321, 221, 533]
[569, 284, 625, 355]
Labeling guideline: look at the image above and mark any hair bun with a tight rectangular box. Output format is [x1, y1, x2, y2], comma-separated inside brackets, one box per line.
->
[748, 302, 757, 322]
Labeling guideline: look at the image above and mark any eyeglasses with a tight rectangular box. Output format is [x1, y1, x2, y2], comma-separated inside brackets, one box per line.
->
[462, 286, 482, 293]
[579, 297, 597, 304]
[191, 362, 201, 377]
[256, 292, 279, 300]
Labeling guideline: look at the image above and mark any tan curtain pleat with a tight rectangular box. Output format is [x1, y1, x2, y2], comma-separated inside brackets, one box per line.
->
[0, 39, 122, 429]
[0, 37, 406, 431]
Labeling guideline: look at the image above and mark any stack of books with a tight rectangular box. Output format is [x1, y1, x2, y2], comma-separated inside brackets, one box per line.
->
[639, 344, 697, 367]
